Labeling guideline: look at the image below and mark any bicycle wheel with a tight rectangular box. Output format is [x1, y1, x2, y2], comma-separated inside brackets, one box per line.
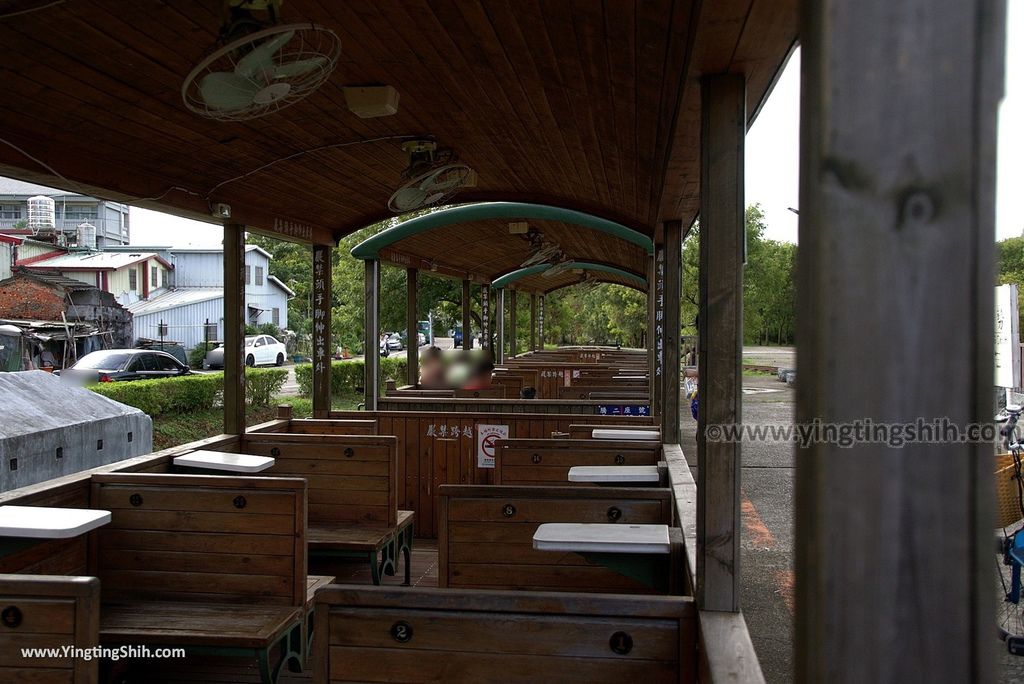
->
[998, 527, 1024, 654]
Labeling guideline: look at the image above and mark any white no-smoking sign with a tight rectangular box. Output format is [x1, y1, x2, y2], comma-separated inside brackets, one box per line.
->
[476, 424, 509, 468]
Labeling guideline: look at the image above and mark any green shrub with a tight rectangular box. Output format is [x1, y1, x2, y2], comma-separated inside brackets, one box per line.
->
[91, 373, 221, 415]
[187, 344, 216, 369]
[91, 368, 288, 416]
[246, 368, 288, 407]
[295, 357, 408, 397]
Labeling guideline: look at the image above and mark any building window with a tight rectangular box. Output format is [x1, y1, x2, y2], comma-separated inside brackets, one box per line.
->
[272, 308, 280, 326]
[128, 268, 137, 291]
[61, 205, 98, 221]
[245, 265, 251, 285]
[161, 269, 166, 288]
[151, 265, 157, 287]
[255, 266, 264, 286]
[0, 204, 20, 220]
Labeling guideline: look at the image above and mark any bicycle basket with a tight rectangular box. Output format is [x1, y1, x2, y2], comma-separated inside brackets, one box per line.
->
[996, 453, 1024, 528]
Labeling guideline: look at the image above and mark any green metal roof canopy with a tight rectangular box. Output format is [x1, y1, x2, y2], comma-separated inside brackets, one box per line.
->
[491, 262, 647, 290]
[349, 202, 654, 260]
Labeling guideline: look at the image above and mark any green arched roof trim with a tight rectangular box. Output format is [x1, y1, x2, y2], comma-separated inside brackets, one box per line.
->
[542, 278, 647, 296]
[350, 202, 653, 259]
[491, 262, 646, 289]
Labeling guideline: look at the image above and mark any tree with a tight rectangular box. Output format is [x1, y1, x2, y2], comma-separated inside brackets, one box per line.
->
[680, 204, 795, 345]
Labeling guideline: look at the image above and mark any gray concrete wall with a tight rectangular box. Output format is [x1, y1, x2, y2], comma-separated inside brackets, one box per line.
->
[0, 370, 153, 491]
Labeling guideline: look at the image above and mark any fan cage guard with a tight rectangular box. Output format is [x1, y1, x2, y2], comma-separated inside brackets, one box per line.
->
[387, 163, 475, 214]
[181, 23, 341, 122]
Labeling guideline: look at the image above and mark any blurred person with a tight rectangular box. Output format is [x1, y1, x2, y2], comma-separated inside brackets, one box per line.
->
[464, 356, 495, 390]
[520, 386, 537, 399]
[419, 346, 446, 389]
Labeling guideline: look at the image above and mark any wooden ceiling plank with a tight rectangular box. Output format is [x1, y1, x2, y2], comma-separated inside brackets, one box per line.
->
[505, 0, 596, 199]
[565, 0, 621, 212]
[476, 0, 584, 192]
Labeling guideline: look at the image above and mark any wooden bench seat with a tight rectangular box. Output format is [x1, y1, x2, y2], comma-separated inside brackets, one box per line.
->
[89, 473, 307, 684]
[238, 434, 414, 585]
[100, 602, 300, 649]
[314, 586, 697, 683]
[439, 485, 681, 594]
[0, 574, 99, 684]
[494, 438, 662, 486]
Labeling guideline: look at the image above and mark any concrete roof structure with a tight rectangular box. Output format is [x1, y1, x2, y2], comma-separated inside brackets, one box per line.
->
[0, 370, 146, 439]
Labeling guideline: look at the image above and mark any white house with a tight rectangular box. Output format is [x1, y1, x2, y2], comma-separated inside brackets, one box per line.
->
[125, 246, 293, 349]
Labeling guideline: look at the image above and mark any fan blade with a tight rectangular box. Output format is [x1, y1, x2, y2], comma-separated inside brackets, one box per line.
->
[390, 186, 428, 212]
[199, 71, 261, 111]
[270, 56, 327, 79]
[235, 30, 296, 80]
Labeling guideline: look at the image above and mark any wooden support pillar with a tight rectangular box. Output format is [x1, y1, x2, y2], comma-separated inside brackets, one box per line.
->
[363, 259, 380, 411]
[696, 74, 744, 613]
[223, 223, 246, 434]
[496, 289, 506, 364]
[406, 267, 418, 386]
[482, 284, 493, 357]
[461, 279, 472, 351]
[530, 293, 537, 351]
[312, 244, 332, 418]
[661, 221, 682, 442]
[509, 289, 518, 358]
[795, 2, 1004, 681]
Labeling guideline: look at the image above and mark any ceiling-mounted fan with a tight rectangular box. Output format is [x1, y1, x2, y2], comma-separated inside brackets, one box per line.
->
[518, 226, 565, 268]
[541, 259, 575, 278]
[388, 140, 476, 213]
[181, 0, 340, 121]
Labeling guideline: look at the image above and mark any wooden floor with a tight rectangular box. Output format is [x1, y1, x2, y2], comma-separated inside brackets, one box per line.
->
[115, 541, 439, 684]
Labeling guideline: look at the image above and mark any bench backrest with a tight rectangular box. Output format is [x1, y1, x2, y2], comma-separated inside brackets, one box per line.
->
[314, 585, 696, 683]
[287, 419, 378, 435]
[494, 439, 661, 486]
[240, 433, 398, 528]
[557, 384, 649, 400]
[0, 574, 99, 683]
[89, 473, 306, 607]
[438, 484, 674, 593]
[453, 387, 506, 399]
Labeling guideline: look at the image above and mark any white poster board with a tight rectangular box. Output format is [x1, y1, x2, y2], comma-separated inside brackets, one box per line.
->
[476, 424, 508, 469]
[996, 284, 1021, 388]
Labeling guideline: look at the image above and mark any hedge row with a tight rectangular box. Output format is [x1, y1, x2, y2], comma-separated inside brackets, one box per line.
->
[91, 368, 288, 417]
[294, 357, 408, 396]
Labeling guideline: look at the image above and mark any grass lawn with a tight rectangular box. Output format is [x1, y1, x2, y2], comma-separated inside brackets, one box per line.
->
[151, 392, 366, 451]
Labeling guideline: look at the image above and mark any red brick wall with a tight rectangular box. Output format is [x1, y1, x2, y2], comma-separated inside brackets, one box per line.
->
[0, 278, 64, 320]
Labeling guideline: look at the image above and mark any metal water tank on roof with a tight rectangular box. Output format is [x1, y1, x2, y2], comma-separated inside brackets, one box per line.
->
[26, 195, 55, 232]
[76, 222, 96, 250]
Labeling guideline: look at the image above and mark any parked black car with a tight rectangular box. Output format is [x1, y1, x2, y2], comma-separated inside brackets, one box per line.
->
[58, 349, 191, 383]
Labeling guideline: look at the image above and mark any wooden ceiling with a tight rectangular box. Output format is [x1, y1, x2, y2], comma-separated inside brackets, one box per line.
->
[0, 0, 796, 247]
[375, 217, 648, 286]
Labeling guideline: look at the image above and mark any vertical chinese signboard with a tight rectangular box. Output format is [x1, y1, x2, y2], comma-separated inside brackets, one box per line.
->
[482, 284, 492, 357]
[996, 283, 1021, 391]
[538, 295, 545, 350]
[312, 244, 331, 416]
[655, 249, 666, 381]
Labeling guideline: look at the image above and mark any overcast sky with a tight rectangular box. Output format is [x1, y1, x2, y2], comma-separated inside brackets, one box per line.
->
[131, 4, 1023, 247]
